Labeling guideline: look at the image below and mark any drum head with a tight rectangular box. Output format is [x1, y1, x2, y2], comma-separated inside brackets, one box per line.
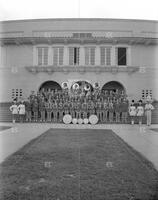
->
[89, 115, 98, 125]
[63, 114, 72, 124]
[83, 118, 89, 124]
[72, 118, 78, 124]
[78, 118, 83, 124]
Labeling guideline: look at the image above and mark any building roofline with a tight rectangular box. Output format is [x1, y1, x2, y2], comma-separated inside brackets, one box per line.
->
[0, 18, 158, 24]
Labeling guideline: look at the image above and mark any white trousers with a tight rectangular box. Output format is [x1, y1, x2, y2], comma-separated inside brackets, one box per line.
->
[146, 110, 151, 125]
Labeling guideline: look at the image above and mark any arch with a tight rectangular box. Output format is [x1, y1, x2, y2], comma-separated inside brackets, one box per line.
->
[39, 80, 62, 92]
[101, 81, 126, 93]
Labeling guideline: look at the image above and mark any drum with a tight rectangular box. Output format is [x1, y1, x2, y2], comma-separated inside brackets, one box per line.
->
[72, 118, 78, 124]
[78, 118, 83, 124]
[83, 118, 89, 124]
[89, 115, 98, 125]
[63, 114, 72, 124]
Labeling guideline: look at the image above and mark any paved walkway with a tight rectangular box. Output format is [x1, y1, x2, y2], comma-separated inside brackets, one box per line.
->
[0, 122, 158, 171]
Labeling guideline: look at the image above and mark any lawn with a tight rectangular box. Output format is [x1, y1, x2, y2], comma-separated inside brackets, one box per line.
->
[0, 126, 11, 132]
[0, 129, 158, 200]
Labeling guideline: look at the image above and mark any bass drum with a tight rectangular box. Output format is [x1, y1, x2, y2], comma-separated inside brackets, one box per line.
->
[83, 118, 89, 124]
[89, 115, 98, 125]
[63, 114, 72, 124]
[72, 118, 78, 124]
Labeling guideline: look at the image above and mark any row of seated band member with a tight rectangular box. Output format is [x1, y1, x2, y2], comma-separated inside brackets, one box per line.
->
[10, 88, 129, 123]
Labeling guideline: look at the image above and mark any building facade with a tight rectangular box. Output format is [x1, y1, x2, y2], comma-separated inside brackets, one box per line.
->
[0, 18, 158, 102]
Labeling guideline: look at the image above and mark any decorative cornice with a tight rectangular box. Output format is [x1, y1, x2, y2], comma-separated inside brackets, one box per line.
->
[25, 65, 139, 74]
[0, 36, 158, 45]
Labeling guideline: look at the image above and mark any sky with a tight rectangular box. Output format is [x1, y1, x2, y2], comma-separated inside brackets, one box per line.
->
[0, 0, 158, 21]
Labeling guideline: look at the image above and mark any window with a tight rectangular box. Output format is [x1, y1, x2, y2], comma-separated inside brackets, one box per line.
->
[142, 89, 152, 100]
[85, 47, 95, 65]
[69, 47, 80, 65]
[73, 33, 92, 38]
[12, 89, 23, 100]
[100, 47, 111, 66]
[37, 47, 48, 65]
[53, 47, 64, 66]
[117, 47, 127, 66]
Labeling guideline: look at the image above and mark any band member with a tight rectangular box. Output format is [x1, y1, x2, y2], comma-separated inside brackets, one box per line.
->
[108, 100, 114, 123]
[32, 98, 39, 122]
[64, 99, 69, 115]
[96, 99, 102, 122]
[121, 98, 129, 123]
[136, 100, 144, 125]
[45, 99, 52, 122]
[82, 99, 88, 119]
[39, 98, 46, 122]
[88, 100, 95, 116]
[129, 100, 136, 125]
[52, 100, 58, 122]
[25, 98, 32, 122]
[10, 100, 18, 123]
[114, 99, 121, 123]
[58, 100, 64, 122]
[18, 100, 25, 123]
[145, 98, 154, 126]
[103, 99, 108, 122]
[76, 99, 81, 119]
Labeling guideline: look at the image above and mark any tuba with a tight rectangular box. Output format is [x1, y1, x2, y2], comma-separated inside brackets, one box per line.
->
[62, 82, 68, 90]
[84, 83, 91, 91]
[93, 82, 100, 90]
[72, 83, 79, 90]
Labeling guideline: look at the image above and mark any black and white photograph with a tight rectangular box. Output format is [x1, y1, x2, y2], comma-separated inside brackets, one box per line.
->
[0, 0, 158, 199]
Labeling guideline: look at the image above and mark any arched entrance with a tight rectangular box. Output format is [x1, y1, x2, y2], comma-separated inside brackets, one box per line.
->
[39, 81, 62, 92]
[101, 81, 125, 93]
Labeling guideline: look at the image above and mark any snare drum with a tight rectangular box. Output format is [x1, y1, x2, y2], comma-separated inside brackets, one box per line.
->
[63, 114, 72, 124]
[89, 115, 98, 125]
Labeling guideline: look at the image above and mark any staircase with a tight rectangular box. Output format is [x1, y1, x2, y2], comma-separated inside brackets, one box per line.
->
[0, 102, 158, 124]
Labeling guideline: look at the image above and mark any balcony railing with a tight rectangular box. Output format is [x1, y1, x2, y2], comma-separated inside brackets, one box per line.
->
[25, 65, 139, 74]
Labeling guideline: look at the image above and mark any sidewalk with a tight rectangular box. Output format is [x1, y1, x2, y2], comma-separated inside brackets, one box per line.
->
[0, 122, 158, 171]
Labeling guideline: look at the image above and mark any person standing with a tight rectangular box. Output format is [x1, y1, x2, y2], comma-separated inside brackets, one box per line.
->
[58, 100, 64, 122]
[129, 100, 136, 125]
[18, 100, 25, 123]
[145, 98, 154, 126]
[103, 99, 108, 123]
[136, 100, 144, 125]
[114, 99, 121, 123]
[121, 98, 129, 123]
[32, 98, 39, 122]
[10, 100, 18, 123]
[25, 98, 32, 122]
[108, 100, 114, 123]
[39, 98, 46, 122]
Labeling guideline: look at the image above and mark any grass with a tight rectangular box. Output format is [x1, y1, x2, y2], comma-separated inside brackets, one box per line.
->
[0, 126, 11, 132]
[0, 129, 158, 200]
[150, 128, 158, 133]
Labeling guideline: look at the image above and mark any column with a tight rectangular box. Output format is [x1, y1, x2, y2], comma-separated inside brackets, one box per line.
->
[63, 46, 68, 66]
[79, 46, 85, 66]
[95, 45, 100, 65]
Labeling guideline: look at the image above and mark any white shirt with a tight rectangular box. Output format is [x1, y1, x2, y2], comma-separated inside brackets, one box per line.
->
[129, 105, 136, 116]
[18, 104, 25, 114]
[10, 104, 18, 114]
[137, 106, 144, 116]
[145, 103, 154, 111]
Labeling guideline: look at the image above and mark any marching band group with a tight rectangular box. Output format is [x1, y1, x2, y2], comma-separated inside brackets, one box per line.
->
[9, 85, 154, 126]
